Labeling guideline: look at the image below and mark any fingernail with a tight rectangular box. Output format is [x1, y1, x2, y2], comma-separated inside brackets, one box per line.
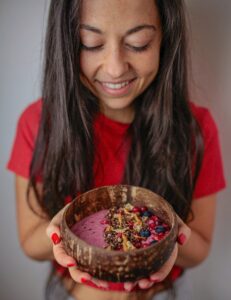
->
[67, 263, 76, 268]
[81, 278, 88, 284]
[51, 233, 61, 245]
[177, 233, 186, 245]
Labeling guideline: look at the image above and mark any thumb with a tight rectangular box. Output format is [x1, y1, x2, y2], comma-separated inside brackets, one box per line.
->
[46, 203, 71, 241]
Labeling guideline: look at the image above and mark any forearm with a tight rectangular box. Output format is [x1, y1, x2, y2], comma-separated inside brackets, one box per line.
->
[20, 221, 54, 261]
[176, 228, 211, 268]
[15, 176, 54, 261]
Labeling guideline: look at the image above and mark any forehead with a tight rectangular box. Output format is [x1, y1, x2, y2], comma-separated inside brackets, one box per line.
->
[80, 0, 161, 31]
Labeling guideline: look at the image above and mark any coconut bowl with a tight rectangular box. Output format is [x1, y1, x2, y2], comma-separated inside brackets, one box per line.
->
[60, 185, 178, 282]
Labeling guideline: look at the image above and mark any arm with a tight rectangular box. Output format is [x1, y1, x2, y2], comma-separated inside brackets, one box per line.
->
[17, 175, 102, 286]
[176, 194, 217, 268]
[16, 175, 106, 288]
[15, 175, 53, 261]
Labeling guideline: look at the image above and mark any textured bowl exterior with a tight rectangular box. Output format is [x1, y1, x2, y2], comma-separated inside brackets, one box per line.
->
[60, 185, 178, 282]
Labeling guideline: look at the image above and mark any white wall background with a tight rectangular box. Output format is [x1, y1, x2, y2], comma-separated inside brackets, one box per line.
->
[0, 1, 230, 299]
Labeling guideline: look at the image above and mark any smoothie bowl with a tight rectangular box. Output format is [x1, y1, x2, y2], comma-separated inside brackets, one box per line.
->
[60, 185, 178, 282]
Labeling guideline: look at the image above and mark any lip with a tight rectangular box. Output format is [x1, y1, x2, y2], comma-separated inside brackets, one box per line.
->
[96, 78, 137, 96]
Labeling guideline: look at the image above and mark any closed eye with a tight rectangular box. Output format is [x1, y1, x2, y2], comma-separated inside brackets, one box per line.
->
[127, 44, 150, 52]
[80, 43, 151, 53]
[80, 44, 103, 51]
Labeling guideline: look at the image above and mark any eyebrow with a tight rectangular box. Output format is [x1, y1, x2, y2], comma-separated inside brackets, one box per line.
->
[80, 24, 156, 36]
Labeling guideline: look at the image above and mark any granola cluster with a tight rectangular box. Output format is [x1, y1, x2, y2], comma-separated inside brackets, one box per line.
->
[102, 203, 170, 251]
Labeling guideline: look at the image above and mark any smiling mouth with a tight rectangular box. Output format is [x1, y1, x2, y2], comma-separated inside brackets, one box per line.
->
[99, 78, 136, 90]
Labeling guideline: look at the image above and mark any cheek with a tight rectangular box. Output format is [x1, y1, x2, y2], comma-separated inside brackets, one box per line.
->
[79, 53, 95, 78]
[136, 53, 160, 79]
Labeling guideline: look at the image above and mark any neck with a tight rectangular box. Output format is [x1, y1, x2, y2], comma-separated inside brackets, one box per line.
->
[100, 105, 135, 124]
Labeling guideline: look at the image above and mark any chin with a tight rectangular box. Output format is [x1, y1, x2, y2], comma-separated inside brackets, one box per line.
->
[102, 104, 133, 115]
[101, 97, 134, 110]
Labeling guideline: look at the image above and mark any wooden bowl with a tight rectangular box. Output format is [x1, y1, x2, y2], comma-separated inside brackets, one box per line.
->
[60, 185, 178, 282]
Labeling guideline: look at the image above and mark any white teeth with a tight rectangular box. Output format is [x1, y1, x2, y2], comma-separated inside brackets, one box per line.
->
[102, 81, 130, 90]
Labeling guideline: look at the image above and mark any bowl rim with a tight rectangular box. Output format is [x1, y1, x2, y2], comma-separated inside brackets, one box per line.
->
[62, 184, 178, 256]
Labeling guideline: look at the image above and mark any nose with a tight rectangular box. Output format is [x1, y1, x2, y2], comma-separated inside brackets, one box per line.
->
[102, 47, 129, 79]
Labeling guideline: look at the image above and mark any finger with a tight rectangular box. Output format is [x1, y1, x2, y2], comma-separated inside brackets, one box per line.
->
[176, 215, 191, 246]
[124, 281, 137, 292]
[91, 278, 108, 289]
[69, 267, 92, 283]
[46, 203, 71, 242]
[138, 279, 154, 289]
[46, 204, 76, 267]
[69, 269, 106, 288]
[46, 224, 76, 267]
[53, 240, 76, 267]
[97, 280, 109, 289]
[46, 203, 71, 238]
[150, 243, 178, 282]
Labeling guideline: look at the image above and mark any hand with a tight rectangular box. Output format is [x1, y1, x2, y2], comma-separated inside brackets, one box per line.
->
[46, 204, 109, 289]
[124, 215, 191, 292]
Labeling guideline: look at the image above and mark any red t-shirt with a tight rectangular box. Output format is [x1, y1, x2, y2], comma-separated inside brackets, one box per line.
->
[7, 98, 226, 291]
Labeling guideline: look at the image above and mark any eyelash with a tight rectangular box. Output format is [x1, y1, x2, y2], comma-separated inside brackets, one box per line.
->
[81, 44, 102, 51]
[130, 44, 150, 52]
[80, 43, 150, 53]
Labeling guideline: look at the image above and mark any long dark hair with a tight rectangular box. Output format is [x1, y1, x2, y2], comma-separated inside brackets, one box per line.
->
[28, 0, 203, 298]
[125, 0, 204, 220]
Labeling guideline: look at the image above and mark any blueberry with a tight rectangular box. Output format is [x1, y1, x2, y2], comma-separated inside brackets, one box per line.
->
[142, 211, 153, 217]
[155, 226, 165, 233]
[140, 229, 151, 237]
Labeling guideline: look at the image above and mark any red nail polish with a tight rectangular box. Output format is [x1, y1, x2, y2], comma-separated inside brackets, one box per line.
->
[81, 278, 88, 284]
[177, 233, 186, 245]
[67, 263, 76, 267]
[51, 233, 61, 245]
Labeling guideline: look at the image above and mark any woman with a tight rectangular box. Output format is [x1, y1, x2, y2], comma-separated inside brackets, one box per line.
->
[7, 0, 226, 299]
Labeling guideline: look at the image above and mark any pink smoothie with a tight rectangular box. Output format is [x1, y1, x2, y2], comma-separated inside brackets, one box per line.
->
[71, 209, 108, 248]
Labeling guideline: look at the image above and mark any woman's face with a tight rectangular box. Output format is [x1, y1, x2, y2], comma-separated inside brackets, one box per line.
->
[80, 0, 162, 122]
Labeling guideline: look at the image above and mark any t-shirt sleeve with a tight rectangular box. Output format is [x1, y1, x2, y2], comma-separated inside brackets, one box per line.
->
[7, 101, 41, 179]
[193, 108, 226, 199]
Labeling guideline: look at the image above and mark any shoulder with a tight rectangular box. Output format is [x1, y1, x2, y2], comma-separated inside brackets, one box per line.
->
[7, 99, 43, 178]
[18, 98, 42, 139]
[190, 102, 226, 198]
[189, 101, 219, 144]
[19, 98, 42, 125]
